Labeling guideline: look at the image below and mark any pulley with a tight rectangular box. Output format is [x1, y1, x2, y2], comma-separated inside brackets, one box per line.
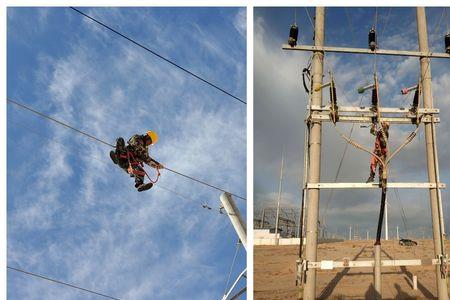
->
[368, 27, 377, 51]
[445, 33, 450, 54]
[288, 24, 299, 47]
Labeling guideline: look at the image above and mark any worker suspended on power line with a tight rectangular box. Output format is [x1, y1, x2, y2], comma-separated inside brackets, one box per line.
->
[366, 122, 389, 183]
[110, 131, 164, 192]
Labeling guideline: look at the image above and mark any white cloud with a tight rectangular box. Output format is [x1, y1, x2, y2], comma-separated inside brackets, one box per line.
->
[233, 9, 246, 38]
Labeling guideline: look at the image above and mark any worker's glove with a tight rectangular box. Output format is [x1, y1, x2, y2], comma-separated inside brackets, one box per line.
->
[149, 161, 164, 169]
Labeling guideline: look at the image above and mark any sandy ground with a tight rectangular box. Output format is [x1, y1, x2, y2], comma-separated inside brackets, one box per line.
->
[254, 240, 450, 299]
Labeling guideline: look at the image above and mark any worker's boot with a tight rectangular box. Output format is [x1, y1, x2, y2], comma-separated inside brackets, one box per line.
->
[116, 137, 125, 152]
[366, 171, 375, 183]
[110, 151, 118, 164]
[137, 182, 153, 192]
[135, 178, 144, 188]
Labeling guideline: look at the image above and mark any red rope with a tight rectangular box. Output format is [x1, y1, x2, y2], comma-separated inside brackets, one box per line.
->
[126, 150, 161, 184]
[146, 167, 161, 184]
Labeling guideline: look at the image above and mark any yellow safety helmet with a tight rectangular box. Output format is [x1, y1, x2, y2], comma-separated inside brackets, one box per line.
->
[146, 130, 159, 145]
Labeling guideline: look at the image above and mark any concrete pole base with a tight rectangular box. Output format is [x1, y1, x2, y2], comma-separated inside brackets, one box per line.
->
[374, 244, 382, 299]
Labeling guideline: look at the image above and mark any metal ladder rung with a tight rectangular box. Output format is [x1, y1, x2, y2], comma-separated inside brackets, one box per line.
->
[309, 114, 439, 124]
[301, 258, 441, 270]
[308, 105, 439, 114]
[306, 182, 446, 189]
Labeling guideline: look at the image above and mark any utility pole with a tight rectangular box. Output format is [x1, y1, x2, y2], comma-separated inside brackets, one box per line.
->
[396, 225, 399, 240]
[367, 230, 370, 240]
[385, 200, 389, 240]
[275, 147, 285, 244]
[303, 7, 325, 300]
[416, 7, 448, 299]
[219, 193, 247, 300]
[349, 225, 352, 241]
[220, 193, 247, 251]
[260, 208, 266, 229]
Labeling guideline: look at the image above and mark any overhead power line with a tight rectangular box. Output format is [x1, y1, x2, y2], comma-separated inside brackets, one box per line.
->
[69, 7, 246, 105]
[8, 98, 114, 147]
[9, 116, 216, 210]
[7, 98, 246, 201]
[8, 266, 122, 300]
[10, 115, 222, 211]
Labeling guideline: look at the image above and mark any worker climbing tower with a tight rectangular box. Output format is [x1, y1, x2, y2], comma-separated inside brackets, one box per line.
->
[283, 7, 449, 300]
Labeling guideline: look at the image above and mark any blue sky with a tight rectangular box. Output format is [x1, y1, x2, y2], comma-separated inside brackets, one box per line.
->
[7, 7, 246, 299]
[254, 7, 450, 239]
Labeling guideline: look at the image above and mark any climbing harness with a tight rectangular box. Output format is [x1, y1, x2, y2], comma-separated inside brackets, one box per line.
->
[334, 125, 386, 173]
[124, 150, 161, 184]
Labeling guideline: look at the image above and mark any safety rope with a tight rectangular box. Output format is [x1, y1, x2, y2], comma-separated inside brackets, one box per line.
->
[372, 8, 379, 75]
[446, 8, 449, 34]
[126, 150, 161, 184]
[390, 170, 410, 238]
[386, 125, 421, 164]
[333, 125, 386, 170]
[379, 8, 392, 46]
[294, 8, 297, 25]
[304, 7, 315, 31]
[321, 88, 366, 228]
[334, 120, 421, 176]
